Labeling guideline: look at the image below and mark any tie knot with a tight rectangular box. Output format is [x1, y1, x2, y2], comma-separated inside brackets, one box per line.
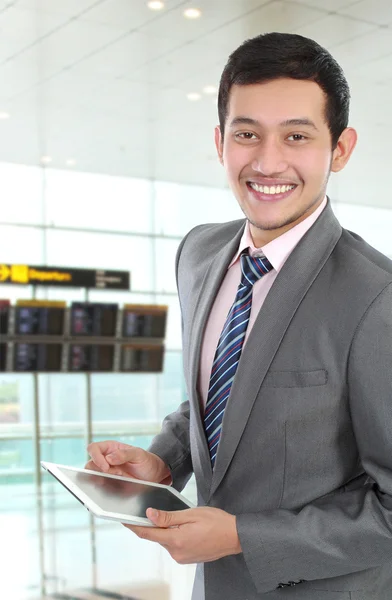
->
[239, 250, 273, 289]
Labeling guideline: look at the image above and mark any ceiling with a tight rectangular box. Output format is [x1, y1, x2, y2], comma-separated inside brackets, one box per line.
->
[0, 0, 391, 207]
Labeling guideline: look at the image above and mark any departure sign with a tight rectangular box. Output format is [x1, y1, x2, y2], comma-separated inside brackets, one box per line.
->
[0, 264, 130, 290]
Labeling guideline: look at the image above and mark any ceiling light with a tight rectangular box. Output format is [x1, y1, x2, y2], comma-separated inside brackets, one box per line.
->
[41, 156, 52, 164]
[203, 85, 217, 95]
[0, 112, 10, 119]
[66, 159, 76, 167]
[187, 92, 201, 101]
[184, 7, 201, 19]
[147, 1, 164, 9]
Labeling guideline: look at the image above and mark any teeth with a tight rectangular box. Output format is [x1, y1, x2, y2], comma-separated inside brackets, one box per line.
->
[249, 183, 296, 194]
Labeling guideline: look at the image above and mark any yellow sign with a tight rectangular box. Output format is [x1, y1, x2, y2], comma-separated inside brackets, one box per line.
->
[0, 265, 10, 282]
[11, 264, 29, 284]
[0, 264, 72, 285]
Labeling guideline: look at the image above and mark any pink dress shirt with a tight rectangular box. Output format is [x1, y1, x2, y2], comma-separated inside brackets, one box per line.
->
[198, 197, 327, 410]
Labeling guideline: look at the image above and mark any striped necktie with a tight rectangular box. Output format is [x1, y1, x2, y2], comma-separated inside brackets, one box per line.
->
[204, 249, 273, 467]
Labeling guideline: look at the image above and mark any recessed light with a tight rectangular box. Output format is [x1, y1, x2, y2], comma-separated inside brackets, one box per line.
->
[0, 112, 10, 119]
[187, 92, 201, 101]
[66, 159, 76, 167]
[147, 0, 164, 10]
[184, 7, 201, 19]
[203, 85, 217, 95]
[41, 156, 52, 164]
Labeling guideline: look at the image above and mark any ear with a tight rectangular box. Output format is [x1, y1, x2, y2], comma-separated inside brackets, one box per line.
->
[214, 126, 224, 165]
[331, 127, 357, 173]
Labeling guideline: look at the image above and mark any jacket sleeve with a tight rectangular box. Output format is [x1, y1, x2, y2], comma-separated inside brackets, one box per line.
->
[236, 282, 392, 593]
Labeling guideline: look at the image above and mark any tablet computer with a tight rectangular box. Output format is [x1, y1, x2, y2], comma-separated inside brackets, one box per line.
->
[41, 461, 195, 527]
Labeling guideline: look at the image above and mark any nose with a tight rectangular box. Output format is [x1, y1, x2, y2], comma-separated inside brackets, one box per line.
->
[251, 136, 288, 176]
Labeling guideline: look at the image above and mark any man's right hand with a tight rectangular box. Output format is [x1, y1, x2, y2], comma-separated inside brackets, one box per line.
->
[86, 440, 171, 484]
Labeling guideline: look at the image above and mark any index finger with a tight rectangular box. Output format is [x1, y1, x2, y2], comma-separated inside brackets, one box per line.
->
[87, 441, 111, 472]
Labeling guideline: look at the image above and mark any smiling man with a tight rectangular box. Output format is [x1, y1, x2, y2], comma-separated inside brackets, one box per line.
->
[87, 33, 392, 600]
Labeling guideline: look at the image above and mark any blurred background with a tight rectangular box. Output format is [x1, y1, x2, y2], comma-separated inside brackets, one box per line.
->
[0, 0, 391, 598]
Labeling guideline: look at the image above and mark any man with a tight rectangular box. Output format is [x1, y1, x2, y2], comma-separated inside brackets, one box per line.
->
[87, 33, 392, 599]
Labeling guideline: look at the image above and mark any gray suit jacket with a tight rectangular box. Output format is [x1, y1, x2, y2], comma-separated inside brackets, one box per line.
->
[149, 200, 392, 600]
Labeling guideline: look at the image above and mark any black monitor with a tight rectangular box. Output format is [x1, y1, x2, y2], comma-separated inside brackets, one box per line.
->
[121, 345, 164, 373]
[122, 305, 167, 339]
[69, 344, 114, 372]
[15, 303, 65, 335]
[70, 303, 118, 337]
[14, 343, 62, 371]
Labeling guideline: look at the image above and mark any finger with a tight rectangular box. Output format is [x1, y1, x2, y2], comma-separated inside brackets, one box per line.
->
[87, 441, 114, 472]
[124, 523, 176, 545]
[84, 460, 102, 472]
[105, 446, 141, 466]
[146, 508, 194, 528]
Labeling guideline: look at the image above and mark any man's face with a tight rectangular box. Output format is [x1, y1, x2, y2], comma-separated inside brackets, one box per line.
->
[215, 78, 354, 245]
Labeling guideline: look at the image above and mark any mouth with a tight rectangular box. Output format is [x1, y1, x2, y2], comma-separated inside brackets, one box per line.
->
[246, 181, 298, 202]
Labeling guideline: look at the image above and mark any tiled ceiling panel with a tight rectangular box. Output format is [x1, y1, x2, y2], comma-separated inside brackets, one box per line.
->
[0, 0, 390, 209]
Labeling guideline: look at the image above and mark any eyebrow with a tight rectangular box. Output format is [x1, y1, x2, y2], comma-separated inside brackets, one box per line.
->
[229, 117, 319, 131]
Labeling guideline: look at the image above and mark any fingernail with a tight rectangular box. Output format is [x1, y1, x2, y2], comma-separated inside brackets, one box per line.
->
[149, 509, 159, 519]
[106, 453, 116, 461]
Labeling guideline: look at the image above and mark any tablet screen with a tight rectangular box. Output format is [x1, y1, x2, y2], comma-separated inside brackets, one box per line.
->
[57, 466, 189, 517]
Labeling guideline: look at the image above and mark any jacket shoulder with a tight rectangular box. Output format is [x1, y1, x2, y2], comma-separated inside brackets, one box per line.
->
[339, 228, 392, 280]
[180, 219, 246, 261]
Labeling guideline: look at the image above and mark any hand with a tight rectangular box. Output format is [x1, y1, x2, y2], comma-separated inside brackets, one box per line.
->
[125, 507, 242, 564]
[85, 440, 171, 484]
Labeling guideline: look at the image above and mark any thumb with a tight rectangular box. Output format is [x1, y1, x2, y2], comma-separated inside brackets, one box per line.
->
[146, 508, 191, 528]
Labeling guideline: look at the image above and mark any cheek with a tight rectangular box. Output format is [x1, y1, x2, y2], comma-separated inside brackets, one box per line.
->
[223, 146, 249, 181]
[297, 148, 331, 182]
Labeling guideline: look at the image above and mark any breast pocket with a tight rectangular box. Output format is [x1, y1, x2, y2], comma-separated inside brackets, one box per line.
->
[263, 369, 328, 388]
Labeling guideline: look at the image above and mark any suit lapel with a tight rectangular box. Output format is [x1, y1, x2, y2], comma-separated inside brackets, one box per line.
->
[187, 223, 245, 500]
[209, 202, 343, 498]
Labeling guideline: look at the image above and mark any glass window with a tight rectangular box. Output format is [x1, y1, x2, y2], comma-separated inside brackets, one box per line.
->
[45, 229, 154, 292]
[45, 169, 153, 234]
[154, 238, 180, 294]
[154, 180, 243, 237]
[0, 162, 44, 225]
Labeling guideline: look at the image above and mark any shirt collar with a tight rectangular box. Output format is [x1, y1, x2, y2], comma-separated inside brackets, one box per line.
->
[229, 196, 328, 272]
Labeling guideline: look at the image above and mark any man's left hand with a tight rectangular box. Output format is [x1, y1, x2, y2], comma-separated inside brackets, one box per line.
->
[124, 506, 242, 564]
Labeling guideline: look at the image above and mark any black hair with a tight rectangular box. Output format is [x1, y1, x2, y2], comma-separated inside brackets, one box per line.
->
[218, 32, 350, 148]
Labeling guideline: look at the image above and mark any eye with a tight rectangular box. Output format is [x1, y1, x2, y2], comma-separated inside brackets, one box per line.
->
[287, 134, 307, 142]
[234, 132, 258, 140]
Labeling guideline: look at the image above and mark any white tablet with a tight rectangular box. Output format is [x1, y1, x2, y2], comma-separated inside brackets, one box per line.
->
[41, 461, 195, 527]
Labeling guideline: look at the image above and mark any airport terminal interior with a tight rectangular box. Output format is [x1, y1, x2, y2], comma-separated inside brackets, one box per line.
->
[1, 0, 392, 598]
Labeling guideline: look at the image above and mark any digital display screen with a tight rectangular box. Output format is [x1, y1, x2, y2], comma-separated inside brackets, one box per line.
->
[0, 344, 6, 371]
[0, 300, 10, 335]
[69, 344, 114, 372]
[56, 466, 189, 516]
[71, 303, 118, 337]
[121, 345, 164, 372]
[14, 343, 62, 371]
[15, 306, 64, 335]
[122, 311, 167, 339]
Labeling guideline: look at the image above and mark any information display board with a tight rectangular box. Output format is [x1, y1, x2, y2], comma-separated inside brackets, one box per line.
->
[70, 302, 118, 337]
[121, 344, 164, 373]
[14, 343, 62, 372]
[0, 344, 6, 371]
[0, 300, 10, 335]
[15, 301, 65, 336]
[69, 344, 114, 372]
[123, 304, 167, 339]
[1, 300, 167, 373]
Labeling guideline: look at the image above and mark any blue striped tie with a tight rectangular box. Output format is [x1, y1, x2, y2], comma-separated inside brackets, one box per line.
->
[204, 249, 273, 467]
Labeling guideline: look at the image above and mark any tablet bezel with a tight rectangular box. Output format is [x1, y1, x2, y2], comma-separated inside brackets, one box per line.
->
[41, 460, 194, 526]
